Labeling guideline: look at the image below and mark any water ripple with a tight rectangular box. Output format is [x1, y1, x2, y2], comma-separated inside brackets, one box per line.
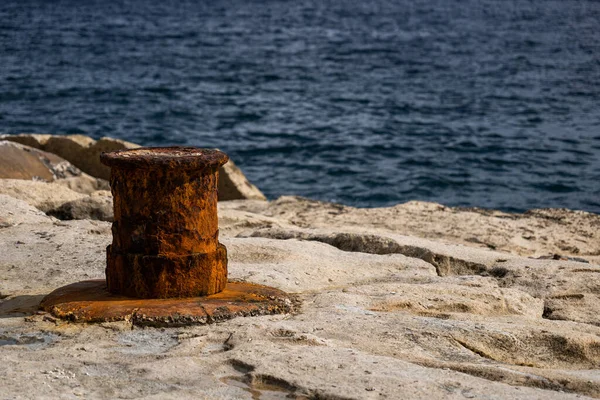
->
[1, 0, 599, 212]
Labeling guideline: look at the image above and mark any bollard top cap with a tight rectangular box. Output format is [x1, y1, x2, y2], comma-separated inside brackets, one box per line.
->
[100, 147, 229, 170]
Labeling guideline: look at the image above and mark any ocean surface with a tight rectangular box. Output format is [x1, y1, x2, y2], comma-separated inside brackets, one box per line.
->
[1, 0, 599, 213]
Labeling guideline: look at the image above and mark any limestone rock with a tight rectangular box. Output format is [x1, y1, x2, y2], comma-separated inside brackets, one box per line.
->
[0, 179, 86, 212]
[47, 190, 113, 222]
[218, 158, 266, 201]
[2, 195, 600, 398]
[1, 134, 267, 201]
[0, 133, 52, 149]
[247, 195, 600, 263]
[0, 134, 139, 180]
[0, 140, 109, 195]
[44, 135, 139, 180]
[0, 194, 53, 227]
[53, 174, 110, 195]
[3, 140, 599, 398]
[0, 140, 80, 181]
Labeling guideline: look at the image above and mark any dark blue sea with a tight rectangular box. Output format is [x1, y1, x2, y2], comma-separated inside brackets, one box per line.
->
[1, 0, 599, 213]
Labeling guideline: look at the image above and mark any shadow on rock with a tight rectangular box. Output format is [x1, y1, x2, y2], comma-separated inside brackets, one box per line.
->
[0, 294, 46, 317]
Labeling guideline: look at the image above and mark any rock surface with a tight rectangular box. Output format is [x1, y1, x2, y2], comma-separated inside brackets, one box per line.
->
[1, 134, 139, 180]
[0, 179, 86, 212]
[46, 190, 114, 222]
[223, 196, 600, 264]
[1, 134, 267, 201]
[218, 158, 267, 201]
[1, 189, 600, 399]
[0, 140, 109, 194]
[53, 174, 110, 194]
[0, 140, 77, 181]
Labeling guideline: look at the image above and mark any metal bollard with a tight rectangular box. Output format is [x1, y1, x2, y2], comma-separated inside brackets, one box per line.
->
[40, 147, 296, 326]
[100, 147, 228, 298]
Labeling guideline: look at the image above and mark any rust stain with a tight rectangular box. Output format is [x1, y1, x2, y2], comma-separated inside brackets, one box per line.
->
[40, 280, 296, 327]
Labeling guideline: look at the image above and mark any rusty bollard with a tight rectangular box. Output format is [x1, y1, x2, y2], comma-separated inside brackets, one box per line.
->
[40, 147, 296, 326]
[101, 147, 228, 298]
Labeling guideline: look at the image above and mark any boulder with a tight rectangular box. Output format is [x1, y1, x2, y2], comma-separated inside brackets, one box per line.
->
[0, 194, 53, 227]
[1, 134, 139, 180]
[0, 140, 109, 195]
[0, 133, 52, 149]
[218, 158, 266, 201]
[47, 190, 113, 222]
[53, 174, 110, 194]
[43, 135, 139, 180]
[0, 140, 80, 181]
[1, 134, 267, 201]
[0, 179, 86, 212]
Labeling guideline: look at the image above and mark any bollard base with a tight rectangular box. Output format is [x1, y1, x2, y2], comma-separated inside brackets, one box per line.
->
[40, 280, 297, 327]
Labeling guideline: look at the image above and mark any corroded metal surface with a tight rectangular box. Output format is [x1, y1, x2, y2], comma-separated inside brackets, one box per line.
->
[40, 280, 297, 327]
[106, 244, 228, 299]
[100, 147, 228, 170]
[100, 147, 229, 298]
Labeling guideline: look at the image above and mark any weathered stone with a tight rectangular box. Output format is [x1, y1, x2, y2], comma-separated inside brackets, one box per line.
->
[0, 133, 51, 149]
[53, 175, 110, 195]
[0, 140, 108, 196]
[0, 194, 53, 227]
[44, 135, 139, 180]
[0, 179, 86, 212]
[246, 195, 600, 264]
[0, 134, 139, 180]
[3, 193, 600, 398]
[46, 191, 113, 222]
[218, 158, 266, 201]
[1, 134, 268, 201]
[0, 140, 80, 181]
[81, 137, 141, 180]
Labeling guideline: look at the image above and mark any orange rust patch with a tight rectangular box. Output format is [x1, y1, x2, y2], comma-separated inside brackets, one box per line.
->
[100, 147, 229, 298]
[40, 280, 297, 327]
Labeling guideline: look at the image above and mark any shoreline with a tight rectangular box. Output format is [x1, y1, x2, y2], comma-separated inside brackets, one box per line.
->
[4, 132, 598, 215]
[1, 133, 598, 265]
[1, 134, 600, 399]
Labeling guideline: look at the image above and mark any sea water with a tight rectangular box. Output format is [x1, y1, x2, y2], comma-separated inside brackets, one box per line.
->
[1, 0, 599, 212]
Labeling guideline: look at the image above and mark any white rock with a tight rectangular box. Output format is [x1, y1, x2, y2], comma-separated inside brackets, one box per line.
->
[1, 186, 600, 398]
[0, 179, 86, 212]
[1, 134, 267, 201]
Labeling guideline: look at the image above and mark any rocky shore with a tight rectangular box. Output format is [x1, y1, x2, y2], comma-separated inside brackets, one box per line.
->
[1, 134, 600, 399]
